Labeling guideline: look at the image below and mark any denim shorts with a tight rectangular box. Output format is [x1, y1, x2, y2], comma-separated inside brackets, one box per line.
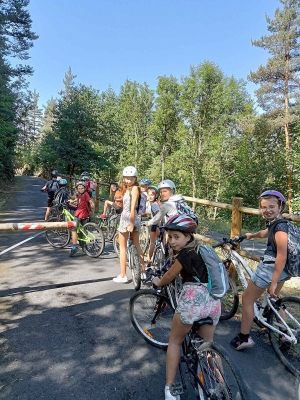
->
[175, 283, 221, 326]
[251, 261, 291, 289]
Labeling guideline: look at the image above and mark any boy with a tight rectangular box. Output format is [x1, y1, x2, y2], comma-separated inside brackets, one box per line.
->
[41, 170, 60, 220]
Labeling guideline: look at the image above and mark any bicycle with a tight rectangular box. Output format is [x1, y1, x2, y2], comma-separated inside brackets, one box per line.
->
[139, 219, 150, 254]
[97, 198, 120, 241]
[213, 235, 300, 376]
[45, 206, 105, 258]
[129, 275, 248, 399]
[129, 262, 184, 350]
[113, 224, 150, 258]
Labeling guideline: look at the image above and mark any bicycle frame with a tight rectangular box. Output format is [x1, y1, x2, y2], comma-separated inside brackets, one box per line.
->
[228, 246, 300, 344]
[62, 208, 96, 243]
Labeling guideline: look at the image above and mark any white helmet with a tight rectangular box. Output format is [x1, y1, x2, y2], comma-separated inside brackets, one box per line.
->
[122, 166, 137, 177]
[158, 179, 176, 191]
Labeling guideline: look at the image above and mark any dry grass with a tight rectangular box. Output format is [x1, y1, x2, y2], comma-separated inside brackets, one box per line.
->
[0, 176, 24, 213]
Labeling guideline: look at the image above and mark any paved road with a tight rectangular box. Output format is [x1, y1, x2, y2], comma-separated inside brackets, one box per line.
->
[0, 177, 298, 400]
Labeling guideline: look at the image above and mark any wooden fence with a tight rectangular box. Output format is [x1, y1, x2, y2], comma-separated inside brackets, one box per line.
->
[184, 196, 300, 262]
[61, 176, 300, 263]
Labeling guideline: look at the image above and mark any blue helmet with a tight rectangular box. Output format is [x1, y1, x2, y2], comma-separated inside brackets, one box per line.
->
[59, 179, 68, 186]
[140, 178, 152, 185]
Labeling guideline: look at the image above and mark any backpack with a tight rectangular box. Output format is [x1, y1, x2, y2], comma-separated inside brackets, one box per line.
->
[47, 180, 59, 197]
[269, 219, 300, 277]
[136, 193, 147, 215]
[129, 189, 147, 215]
[195, 244, 229, 299]
[90, 181, 96, 191]
[175, 199, 199, 225]
[54, 189, 69, 205]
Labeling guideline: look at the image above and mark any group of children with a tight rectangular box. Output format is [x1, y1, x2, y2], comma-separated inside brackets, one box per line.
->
[41, 171, 96, 257]
[42, 168, 292, 400]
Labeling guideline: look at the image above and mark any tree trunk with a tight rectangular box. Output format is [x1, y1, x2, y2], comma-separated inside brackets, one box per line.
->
[284, 53, 292, 213]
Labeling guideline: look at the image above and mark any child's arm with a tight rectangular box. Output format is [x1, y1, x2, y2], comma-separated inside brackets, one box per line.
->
[128, 187, 139, 232]
[152, 259, 182, 287]
[245, 229, 268, 240]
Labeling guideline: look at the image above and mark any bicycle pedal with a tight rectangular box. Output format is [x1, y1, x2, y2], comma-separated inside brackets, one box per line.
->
[169, 382, 183, 396]
[256, 328, 268, 337]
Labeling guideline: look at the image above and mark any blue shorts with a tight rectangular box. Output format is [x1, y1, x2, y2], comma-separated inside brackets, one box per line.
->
[251, 261, 291, 289]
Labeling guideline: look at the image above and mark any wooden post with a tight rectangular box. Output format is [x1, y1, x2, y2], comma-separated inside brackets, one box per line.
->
[95, 178, 100, 213]
[230, 197, 243, 240]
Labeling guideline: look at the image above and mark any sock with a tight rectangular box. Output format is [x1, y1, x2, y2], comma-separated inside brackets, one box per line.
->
[239, 332, 249, 341]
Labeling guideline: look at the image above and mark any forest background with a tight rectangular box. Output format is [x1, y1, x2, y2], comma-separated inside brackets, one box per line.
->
[1, 0, 300, 229]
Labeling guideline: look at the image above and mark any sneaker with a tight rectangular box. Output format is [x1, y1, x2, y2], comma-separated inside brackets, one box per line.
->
[99, 213, 107, 219]
[69, 246, 80, 257]
[279, 334, 291, 352]
[165, 384, 181, 400]
[230, 335, 255, 350]
[113, 275, 128, 283]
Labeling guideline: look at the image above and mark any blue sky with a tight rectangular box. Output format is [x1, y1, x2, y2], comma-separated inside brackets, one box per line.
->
[26, 0, 280, 108]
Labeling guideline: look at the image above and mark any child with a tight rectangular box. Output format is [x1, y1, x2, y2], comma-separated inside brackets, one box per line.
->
[152, 214, 221, 400]
[41, 170, 60, 220]
[146, 185, 161, 265]
[140, 178, 152, 215]
[112, 166, 146, 283]
[81, 175, 93, 198]
[139, 178, 152, 194]
[99, 182, 123, 218]
[69, 181, 95, 257]
[53, 178, 72, 205]
[230, 190, 291, 350]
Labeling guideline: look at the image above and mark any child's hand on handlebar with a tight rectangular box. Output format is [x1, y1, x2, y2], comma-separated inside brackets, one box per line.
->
[152, 277, 161, 287]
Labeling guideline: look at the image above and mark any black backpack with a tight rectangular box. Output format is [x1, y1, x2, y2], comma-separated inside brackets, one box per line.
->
[47, 180, 59, 197]
[54, 188, 69, 205]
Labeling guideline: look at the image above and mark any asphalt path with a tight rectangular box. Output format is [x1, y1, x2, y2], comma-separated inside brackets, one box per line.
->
[0, 176, 298, 400]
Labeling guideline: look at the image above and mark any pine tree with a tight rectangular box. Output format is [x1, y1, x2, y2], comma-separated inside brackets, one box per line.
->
[248, 0, 300, 211]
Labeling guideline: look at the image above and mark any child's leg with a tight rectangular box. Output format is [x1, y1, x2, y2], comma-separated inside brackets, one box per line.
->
[45, 207, 51, 220]
[240, 280, 265, 334]
[166, 313, 192, 386]
[132, 231, 145, 272]
[119, 231, 129, 277]
[148, 231, 157, 261]
[198, 324, 216, 342]
[71, 231, 78, 245]
[103, 200, 113, 215]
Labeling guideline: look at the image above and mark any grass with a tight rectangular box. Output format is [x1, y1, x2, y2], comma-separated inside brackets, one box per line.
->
[0, 176, 24, 213]
[197, 218, 267, 244]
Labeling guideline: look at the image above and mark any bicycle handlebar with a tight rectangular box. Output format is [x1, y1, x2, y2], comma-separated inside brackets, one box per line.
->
[212, 234, 247, 249]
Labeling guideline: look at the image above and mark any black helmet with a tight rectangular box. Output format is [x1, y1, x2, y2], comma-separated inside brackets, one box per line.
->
[51, 170, 58, 178]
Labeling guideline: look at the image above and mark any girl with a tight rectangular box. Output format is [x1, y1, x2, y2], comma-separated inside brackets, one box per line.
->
[113, 166, 146, 283]
[99, 182, 123, 218]
[152, 214, 221, 400]
[146, 185, 161, 265]
[230, 190, 291, 350]
[69, 181, 94, 257]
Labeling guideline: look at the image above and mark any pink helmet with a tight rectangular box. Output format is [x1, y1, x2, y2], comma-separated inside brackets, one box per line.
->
[163, 214, 197, 233]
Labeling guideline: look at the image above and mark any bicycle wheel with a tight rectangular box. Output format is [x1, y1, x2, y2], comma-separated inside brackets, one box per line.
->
[129, 289, 174, 350]
[220, 276, 239, 321]
[113, 232, 120, 257]
[45, 217, 71, 248]
[194, 342, 249, 400]
[129, 244, 141, 291]
[268, 296, 300, 376]
[152, 247, 165, 271]
[140, 225, 150, 254]
[107, 216, 119, 241]
[81, 222, 105, 258]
